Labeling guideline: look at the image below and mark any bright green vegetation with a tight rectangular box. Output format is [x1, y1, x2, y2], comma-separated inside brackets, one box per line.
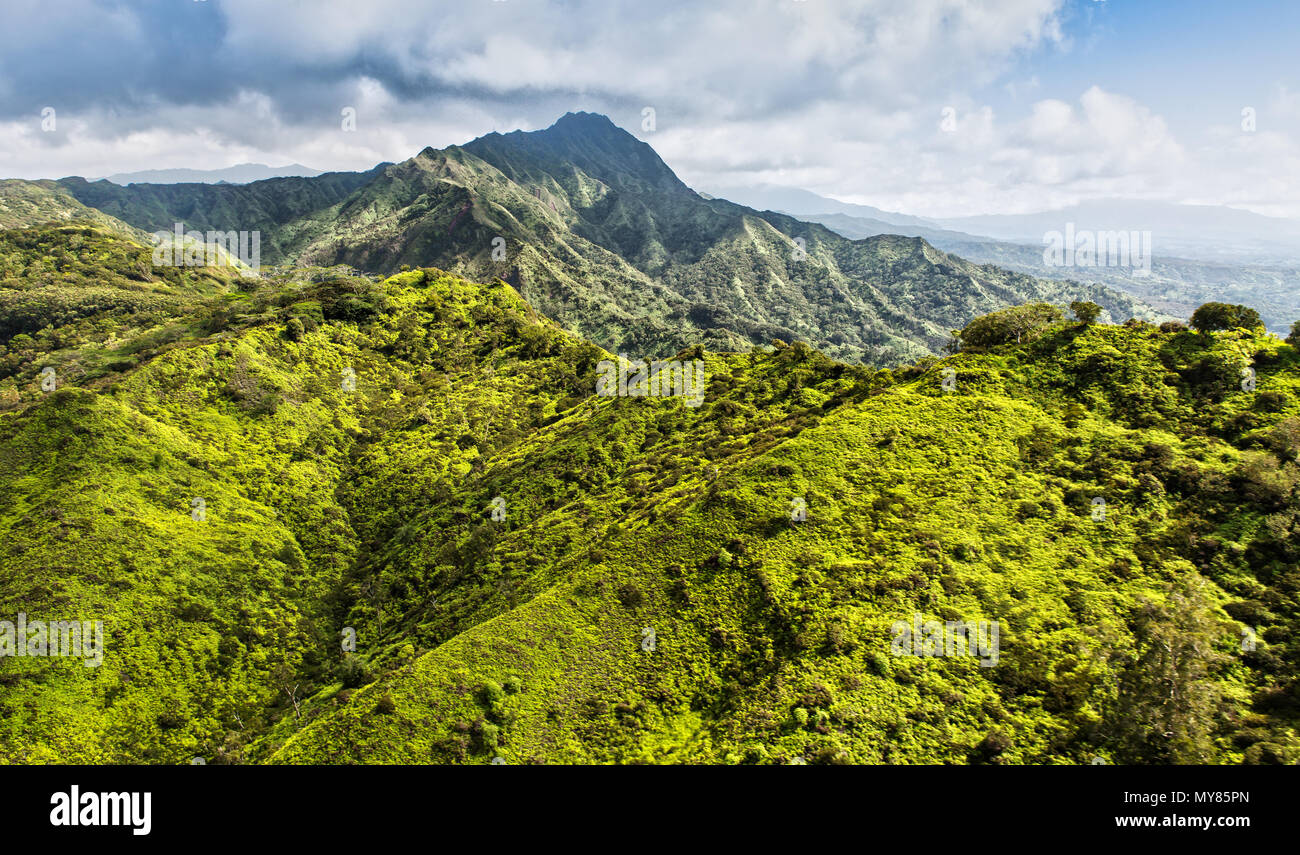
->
[0, 223, 1295, 764]
[0, 180, 145, 237]
[49, 113, 1156, 366]
[0, 224, 249, 409]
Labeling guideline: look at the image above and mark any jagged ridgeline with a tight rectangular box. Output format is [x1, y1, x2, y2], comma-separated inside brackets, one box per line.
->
[47, 113, 1155, 366]
[0, 226, 1297, 763]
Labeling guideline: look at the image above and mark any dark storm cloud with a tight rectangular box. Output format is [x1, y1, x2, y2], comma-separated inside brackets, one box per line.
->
[0, 1, 232, 114]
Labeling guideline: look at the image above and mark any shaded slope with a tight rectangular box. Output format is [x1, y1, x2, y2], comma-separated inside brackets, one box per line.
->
[59, 166, 389, 265]
[0, 259, 608, 762]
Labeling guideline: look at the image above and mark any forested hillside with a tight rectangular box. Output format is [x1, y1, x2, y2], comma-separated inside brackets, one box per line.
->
[1, 223, 1294, 764]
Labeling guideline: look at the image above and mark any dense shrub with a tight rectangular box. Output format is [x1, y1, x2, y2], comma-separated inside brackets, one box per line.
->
[959, 303, 1063, 348]
[1190, 302, 1263, 332]
[1070, 300, 1102, 324]
[338, 654, 372, 688]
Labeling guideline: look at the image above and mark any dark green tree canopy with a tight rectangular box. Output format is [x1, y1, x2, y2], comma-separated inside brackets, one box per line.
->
[1189, 302, 1262, 333]
[1070, 300, 1102, 325]
[959, 302, 1064, 348]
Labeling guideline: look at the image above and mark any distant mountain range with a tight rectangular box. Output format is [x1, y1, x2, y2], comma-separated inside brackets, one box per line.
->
[800, 209, 1300, 335]
[95, 163, 323, 186]
[937, 199, 1300, 267]
[718, 187, 1300, 334]
[11, 115, 1297, 353]
[707, 183, 937, 228]
[35, 112, 1154, 365]
[719, 185, 1300, 268]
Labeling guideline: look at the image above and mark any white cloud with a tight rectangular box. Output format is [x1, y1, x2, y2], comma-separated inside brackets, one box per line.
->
[0, 0, 1296, 219]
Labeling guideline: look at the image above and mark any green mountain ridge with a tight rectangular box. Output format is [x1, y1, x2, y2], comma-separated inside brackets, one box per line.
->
[46, 113, 1158, 366]
[56, 166, 389, 266]
[1, 223, 1296, 764]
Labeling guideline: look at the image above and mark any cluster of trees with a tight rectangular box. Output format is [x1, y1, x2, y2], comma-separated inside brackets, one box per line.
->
[958, 302, 1064, 348]
[958, 299, 1276, 351]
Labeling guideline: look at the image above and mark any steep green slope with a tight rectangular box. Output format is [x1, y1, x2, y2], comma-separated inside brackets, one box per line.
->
[270, 313, 1300, 765]
[56, 114, 1157, 366]
[1, 233, 1292, 763]
[0, 251, 608, 762]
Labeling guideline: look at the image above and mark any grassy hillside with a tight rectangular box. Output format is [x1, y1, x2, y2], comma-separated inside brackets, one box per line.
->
[270, 313, 1300, 765]
[0, 229, 1295, 764]
[0, 180, 146, 237]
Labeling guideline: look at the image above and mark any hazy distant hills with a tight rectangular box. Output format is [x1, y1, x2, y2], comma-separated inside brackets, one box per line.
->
[727, 184, 1300, 334]
[706, 182, 937, 229]
[797, 207, 1300, 335]
[49, 112, 1154, 365]
[938, 199, 1300, 267]
[96, 163, 323, 186]
[724, 185, 1300, 268]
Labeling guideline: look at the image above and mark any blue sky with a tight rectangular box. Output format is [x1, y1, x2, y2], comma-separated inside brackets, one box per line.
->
[0, 0, 1295, 218]
[1002, 0, 1299, 133]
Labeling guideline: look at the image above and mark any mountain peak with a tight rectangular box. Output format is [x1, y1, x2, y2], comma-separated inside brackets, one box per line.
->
[463, 111, 691, 195]
[548, 111, 623, 133]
